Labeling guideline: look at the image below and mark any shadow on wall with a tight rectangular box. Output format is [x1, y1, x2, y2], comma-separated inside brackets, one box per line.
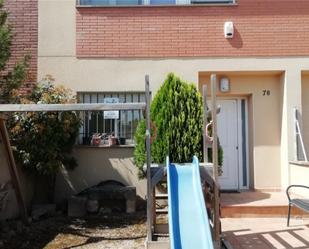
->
[54, 147, 146, 204]
[228, 26, 243, 49]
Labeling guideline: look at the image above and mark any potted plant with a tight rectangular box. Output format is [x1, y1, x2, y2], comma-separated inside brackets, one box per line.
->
[109, 133, 118, 146]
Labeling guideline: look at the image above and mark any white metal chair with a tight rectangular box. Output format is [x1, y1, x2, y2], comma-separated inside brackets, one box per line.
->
[286, 185, 309, 226]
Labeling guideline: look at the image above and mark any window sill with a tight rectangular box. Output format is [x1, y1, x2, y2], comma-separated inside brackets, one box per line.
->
[76, 3, 237, 8]
[76, 144, 135, 148]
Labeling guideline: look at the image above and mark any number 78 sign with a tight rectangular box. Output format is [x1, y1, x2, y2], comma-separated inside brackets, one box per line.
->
[262, 90, 271, 96]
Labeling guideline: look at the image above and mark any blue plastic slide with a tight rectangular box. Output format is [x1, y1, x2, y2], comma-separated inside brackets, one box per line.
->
[167, 156, 214, 249]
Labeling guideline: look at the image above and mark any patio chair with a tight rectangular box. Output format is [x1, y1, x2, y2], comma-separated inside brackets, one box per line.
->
[286, 185, 309, 226]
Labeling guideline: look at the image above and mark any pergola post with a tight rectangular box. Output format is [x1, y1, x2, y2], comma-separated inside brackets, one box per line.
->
[203, 85, 208, 163]
[0, 114, 28, 223]
[211, 74, 221, 248]
[145, 75, 153, 241]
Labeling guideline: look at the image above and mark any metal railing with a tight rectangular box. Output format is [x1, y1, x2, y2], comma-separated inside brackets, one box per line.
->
[76, 0, 236, 7]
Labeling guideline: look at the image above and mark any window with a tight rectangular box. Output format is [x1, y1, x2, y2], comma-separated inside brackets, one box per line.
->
[80, 0, 142, 5]
[78, 92, 145, 146]
[78, 0, 234, 6]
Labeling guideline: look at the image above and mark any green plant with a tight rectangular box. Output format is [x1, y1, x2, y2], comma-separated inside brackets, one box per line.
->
[134, 73, 223, 176]
[9, 76, 81, 175]
[0, 0, 29, 103]
[150, 73, 203, 163]
[134, 119, 147, 177]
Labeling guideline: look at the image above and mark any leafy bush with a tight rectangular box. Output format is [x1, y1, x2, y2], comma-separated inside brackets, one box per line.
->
[9, 76, 81, 175]
[134, 119, 147, 176]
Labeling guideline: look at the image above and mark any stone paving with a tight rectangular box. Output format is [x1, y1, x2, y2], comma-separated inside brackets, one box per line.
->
[222, 217, 309, 249]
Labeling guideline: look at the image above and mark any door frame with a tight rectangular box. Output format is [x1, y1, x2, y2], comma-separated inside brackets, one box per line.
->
[218, 97, 249, 190]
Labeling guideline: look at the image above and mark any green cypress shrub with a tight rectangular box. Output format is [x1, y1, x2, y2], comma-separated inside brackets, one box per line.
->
[134, 73, 223, 176]
[150, 73, 203, 164]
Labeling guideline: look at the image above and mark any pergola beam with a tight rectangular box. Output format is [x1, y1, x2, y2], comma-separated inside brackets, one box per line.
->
[0, 103, 146, 112]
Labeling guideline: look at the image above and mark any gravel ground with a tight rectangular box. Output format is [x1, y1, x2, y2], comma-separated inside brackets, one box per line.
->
[1, 213, 147, 249]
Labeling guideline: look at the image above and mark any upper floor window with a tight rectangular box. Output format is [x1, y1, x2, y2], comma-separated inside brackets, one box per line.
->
[78, 0, 235, 6]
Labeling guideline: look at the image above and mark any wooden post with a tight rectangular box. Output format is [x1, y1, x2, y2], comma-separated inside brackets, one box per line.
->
[0, 115, 28, 223]
[211, 74, 221, 248]
[152, 188, 156, 229]
[145, 75, 153, 241]
[203, 85, 208, 163]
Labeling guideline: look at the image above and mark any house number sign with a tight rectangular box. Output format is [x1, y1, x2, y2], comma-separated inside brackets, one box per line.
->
[262, 90, 271, 96]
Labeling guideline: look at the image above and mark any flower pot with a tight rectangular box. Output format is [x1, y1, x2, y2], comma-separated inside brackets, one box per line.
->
[119, 137, 126, 145]
[92, 137, 101, 146]
[109, 137, 118, 146]
[91, 134, 102, 146]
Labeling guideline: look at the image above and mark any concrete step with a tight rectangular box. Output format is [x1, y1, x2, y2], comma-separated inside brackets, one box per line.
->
[220, 191, 309, 218]
[221, 205, 309, 218]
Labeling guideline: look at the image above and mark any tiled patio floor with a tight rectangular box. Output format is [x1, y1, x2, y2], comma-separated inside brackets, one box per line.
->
[222, 217, 309, 249]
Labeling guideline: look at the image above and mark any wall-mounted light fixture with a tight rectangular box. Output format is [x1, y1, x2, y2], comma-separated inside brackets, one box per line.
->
[219, 77, 230, 92]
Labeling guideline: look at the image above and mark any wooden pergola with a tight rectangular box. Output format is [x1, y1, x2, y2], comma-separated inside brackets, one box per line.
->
[0, 76, 151, 225]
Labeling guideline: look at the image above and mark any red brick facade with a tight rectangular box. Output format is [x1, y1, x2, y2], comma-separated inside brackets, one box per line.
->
[4, 0, 38, 87]
[76, 0, 309, 58]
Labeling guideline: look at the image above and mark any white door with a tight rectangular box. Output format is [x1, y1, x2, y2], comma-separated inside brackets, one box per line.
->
[217, 100, 239, 190]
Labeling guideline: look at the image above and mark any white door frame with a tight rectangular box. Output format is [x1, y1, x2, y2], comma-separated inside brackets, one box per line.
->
[218, 97, 249, 190]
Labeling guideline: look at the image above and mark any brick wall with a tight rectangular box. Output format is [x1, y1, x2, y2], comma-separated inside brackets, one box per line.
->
[4, 0, 38, 90]
[76, 0, 309, 58]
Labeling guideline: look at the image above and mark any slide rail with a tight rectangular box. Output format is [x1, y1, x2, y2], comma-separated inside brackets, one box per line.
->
[167, 156, 214, 249]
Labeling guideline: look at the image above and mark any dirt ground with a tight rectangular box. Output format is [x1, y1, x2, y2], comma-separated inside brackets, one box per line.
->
[1, 212, 147, 249]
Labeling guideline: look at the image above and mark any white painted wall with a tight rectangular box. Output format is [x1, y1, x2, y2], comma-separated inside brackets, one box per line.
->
[55, 147, 146, 202]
